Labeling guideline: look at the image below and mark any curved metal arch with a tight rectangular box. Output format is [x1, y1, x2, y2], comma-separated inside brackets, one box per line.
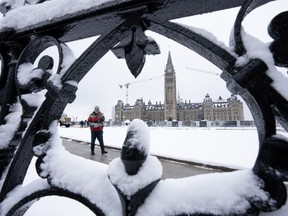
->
[233, 0, 273, 56]
[6, 187, 105, 216]
[146, 17, 237, 72]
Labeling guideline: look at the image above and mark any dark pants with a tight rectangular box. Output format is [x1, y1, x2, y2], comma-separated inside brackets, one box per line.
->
[90, 130, 105, 153]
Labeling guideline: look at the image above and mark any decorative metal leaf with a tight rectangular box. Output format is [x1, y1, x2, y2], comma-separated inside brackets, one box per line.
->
[112, 23, 160, 78]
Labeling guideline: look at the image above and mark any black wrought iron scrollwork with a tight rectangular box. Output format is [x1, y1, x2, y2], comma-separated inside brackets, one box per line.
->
[0, 42, 23, 125]
[269, 11, 288, 68]
[0, 0, 287, 215]
[0, 35, 75, 203]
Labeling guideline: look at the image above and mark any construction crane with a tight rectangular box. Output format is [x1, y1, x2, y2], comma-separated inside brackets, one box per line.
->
[185, 66, 220, 76]
[119, 75, 164, 104]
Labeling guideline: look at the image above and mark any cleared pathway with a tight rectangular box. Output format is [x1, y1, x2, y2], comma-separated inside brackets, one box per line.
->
[62, 138, 233, 179]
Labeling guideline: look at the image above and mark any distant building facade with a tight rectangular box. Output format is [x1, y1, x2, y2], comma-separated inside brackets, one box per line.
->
[114, 52, 244, 124]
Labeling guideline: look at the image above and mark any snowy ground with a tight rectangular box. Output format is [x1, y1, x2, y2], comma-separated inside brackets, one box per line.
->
[19, 125, 288, 215]
[59, 125, 283, 169]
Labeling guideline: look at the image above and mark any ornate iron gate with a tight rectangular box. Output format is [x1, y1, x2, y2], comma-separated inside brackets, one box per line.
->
[0, 0, 287, 215]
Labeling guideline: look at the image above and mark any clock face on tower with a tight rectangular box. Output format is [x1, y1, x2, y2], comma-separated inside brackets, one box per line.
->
[167, 69, 172, 72]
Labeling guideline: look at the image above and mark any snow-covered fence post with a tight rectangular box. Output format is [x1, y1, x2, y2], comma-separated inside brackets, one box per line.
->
[108, 119, 162, 216]
[0, 0, 286, 215]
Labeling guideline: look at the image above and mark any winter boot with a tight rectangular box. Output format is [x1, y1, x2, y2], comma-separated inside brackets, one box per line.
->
[91, 149, 95, 155]
[101, 149, 107, 154]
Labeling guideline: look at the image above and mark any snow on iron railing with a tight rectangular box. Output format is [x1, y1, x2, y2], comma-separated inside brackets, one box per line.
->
[0, 0, 114, 30]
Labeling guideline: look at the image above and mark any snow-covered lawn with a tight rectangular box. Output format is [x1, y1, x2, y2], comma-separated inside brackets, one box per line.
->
[60, 126, 261, 169]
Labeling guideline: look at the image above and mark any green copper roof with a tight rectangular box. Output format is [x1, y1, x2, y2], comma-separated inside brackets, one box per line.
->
[166, 51, 173, 68]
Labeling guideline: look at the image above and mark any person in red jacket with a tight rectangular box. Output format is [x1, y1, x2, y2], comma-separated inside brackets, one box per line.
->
[87, 106, 107, 155]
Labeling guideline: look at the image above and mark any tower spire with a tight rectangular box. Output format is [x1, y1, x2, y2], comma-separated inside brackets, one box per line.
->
[166, 50, 173, 68]
[165, 50, 174, 74]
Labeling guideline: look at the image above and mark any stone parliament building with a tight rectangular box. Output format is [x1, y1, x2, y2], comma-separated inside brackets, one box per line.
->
[114, 52, 244, 126]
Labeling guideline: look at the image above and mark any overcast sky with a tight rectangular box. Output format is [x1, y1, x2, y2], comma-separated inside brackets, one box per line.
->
[62, 0, 287, 121]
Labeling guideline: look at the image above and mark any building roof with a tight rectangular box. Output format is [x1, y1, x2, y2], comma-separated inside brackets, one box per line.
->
[166, 51, 173, 68]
